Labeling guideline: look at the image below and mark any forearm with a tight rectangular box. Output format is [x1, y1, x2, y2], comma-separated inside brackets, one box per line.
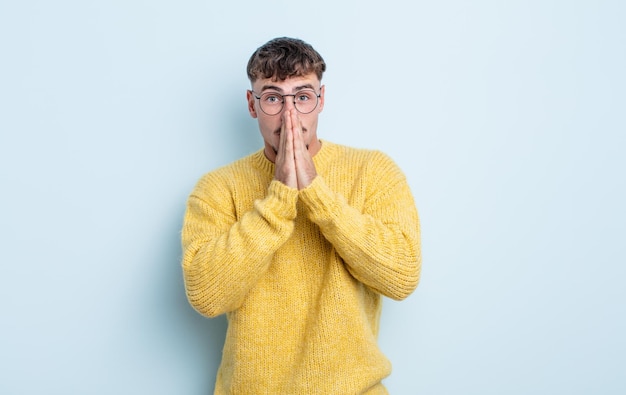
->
[182, 181, 297, 317]
[300, 176, 421, 300]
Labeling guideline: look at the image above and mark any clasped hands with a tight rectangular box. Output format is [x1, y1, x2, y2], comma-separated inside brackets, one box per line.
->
[274, 109, 317, 190]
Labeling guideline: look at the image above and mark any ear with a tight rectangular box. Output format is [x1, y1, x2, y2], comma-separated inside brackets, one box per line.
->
[246, 90, 258, 118]
[317, 85, 325, 113]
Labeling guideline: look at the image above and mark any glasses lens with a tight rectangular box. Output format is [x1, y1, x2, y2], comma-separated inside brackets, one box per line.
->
[294, 90, 318, 114]
[259, 92, 283, 115]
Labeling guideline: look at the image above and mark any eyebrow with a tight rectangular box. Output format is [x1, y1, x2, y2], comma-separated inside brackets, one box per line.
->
[259, 83, 317, 93]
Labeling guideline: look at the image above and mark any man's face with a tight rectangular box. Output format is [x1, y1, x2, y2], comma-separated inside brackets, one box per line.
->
[247, 73, 325, 162]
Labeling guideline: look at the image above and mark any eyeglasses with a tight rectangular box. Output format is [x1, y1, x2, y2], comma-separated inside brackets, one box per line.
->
[252, 89, 321, 116]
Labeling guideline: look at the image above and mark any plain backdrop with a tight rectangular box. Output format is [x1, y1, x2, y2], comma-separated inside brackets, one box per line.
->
[1, 1, 624, 394]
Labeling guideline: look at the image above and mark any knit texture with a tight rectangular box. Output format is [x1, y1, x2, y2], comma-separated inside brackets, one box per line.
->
[182, 140, 421, 394]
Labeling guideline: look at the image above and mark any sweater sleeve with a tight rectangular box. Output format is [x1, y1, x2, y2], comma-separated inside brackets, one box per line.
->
[181, 177, 298, 317]
[298, 152, 421, 300]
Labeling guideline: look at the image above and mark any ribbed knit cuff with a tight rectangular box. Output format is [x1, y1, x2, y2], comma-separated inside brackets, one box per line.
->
[264, 180, 299, 220]
[299, 176, 338, 222]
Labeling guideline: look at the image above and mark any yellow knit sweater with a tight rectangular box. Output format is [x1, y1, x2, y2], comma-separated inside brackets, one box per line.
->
[182, 140, 421, 394]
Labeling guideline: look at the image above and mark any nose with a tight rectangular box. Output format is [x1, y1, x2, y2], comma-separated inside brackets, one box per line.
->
[282, 94, 297, 112]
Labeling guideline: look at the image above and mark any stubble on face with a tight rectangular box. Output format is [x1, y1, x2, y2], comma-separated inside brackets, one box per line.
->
[270, 125, 310, 154]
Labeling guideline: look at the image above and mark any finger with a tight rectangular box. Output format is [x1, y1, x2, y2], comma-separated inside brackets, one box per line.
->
[279, 110, 295, 159]
[284, 109, 295, 153]
[291, 111, 317, 189]
[278, 113, 288, 157]
[274, 109, 297, 188]
[288, 110, 300, 153]
[290, 110, 304, 150]
[291, 109, 302, 135]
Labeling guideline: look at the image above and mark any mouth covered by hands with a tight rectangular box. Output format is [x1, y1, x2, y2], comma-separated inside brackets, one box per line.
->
[274, 109, 317, 190]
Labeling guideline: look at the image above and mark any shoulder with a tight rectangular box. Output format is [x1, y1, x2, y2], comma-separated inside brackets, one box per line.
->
[191, 150, 266, 198]
[324, 140, 393, 160]
[324, 140, 403, 177]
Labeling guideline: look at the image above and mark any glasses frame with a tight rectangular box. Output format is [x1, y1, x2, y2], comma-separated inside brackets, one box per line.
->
[252, 89, 322, 116]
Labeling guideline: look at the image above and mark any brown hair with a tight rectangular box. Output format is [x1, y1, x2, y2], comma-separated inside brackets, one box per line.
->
[246, 37, 326, 82]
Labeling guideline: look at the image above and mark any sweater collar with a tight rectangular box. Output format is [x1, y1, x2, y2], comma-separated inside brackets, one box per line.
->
[252, 139, 335, 174]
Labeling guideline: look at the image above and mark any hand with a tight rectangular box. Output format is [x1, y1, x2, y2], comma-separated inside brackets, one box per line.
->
[274, 109, 317, 190]
[273, 111, 297, 189]
[289, 110, 317, 190]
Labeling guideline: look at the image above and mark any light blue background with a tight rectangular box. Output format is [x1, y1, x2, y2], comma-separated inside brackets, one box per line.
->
[1, 1, 624, 394]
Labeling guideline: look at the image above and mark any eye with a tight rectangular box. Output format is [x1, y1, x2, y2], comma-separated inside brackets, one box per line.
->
[296, 92, 314, 102]
[262, 93, 282, 103]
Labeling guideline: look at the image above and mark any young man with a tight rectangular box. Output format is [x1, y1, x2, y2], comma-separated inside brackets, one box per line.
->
[182, 37, 421, 394]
